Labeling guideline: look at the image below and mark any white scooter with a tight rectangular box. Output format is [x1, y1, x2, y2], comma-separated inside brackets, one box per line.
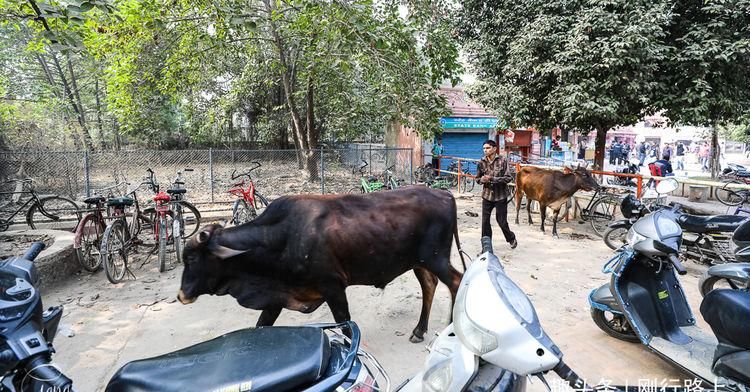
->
[395, 237, 600, 392]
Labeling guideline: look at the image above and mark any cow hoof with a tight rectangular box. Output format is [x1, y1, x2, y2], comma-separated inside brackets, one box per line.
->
[553, 233, 559, 239]
[409, 332, 425, 343]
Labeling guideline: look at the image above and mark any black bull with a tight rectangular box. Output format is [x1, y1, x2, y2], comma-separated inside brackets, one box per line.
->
[177, 187, 466, 343]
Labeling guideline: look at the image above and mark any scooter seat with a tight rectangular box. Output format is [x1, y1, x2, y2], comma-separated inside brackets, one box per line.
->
[106, 326, 331, 392]
[700, 289, 750, 350]
[677, 214, 748, 234]
[166, 188, 187, 195]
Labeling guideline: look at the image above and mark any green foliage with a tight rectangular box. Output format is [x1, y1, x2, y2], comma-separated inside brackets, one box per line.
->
[459, 0, 671, 133]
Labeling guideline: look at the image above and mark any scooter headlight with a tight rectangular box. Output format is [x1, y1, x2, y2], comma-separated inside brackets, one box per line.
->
[626, 226, 647, 247]
[422, 358, 453, 392]
[453, 280, 498, 355]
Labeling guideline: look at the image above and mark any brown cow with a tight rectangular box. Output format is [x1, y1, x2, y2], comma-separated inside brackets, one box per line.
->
[177, 187, 466, 343]
[514, 164, 600, 237]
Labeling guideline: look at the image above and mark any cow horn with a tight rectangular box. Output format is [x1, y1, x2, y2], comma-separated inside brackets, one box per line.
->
[212, 245, 248, 259]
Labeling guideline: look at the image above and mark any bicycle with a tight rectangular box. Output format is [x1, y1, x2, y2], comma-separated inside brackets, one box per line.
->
[716, 180, 750, 207]
[166, 168, 202, 264]
[100, 175, 158, 284]
[415, 163, 435, 184]
[0, 179, 81, 232]
[229, 162, 270, 225]
[347, 160, 386, 193]
[572, 186, 623, 237]
[74, 182, 127, 272]
[383, 164, 405, 190]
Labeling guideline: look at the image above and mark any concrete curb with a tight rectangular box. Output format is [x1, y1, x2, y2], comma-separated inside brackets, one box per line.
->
[0, 229, 80, 289]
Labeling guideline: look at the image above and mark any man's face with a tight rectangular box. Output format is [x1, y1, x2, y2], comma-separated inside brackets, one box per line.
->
[483, 144, 496, 157]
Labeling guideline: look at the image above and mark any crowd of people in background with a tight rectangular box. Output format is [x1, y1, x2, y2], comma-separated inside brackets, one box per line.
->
[605, 139, 720, 174]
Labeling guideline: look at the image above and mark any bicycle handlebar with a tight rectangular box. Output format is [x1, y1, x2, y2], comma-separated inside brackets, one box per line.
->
[231, 162, 262, 180]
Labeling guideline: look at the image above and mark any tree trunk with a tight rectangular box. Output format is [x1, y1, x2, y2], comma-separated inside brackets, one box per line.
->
[594, 127, 607, 171]
[65, 53, 94, 150]
[560, 126, 569, 142]
[711, 125, 720, 179]
[95, 78, 106, 150]
[112, 118, 122, 151]
[51, 52, 93, 150]
[263, 0, 318, 180]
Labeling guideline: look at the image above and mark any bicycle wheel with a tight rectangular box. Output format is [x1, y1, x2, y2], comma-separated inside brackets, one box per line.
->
[603, 226, 629, 250]
[173, 217, 183, 263]
[175, 200, 201, 239]
[716, 180, 745, 206]
[158, 215, 168, 273]
[232, 199, 256, 225]
[133, 210, 158, 253]
[28, 196, 81, 232]
[76, 214, 104, 272]
[347, 186, 364, 194]
[589, 196, 621, 237]
[101, 219, 128, 284]
[253, 192, 269, 216]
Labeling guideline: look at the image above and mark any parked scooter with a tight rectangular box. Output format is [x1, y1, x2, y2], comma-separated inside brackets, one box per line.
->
[0, 243, 387, 392]
[698, 218, 750, 297]
[603, 179, 747, 265]
[589, 209, 750, 389]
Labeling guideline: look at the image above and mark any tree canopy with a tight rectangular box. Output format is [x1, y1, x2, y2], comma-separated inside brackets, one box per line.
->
[0, 0, 462, 159]
[458, 0, 750, 171]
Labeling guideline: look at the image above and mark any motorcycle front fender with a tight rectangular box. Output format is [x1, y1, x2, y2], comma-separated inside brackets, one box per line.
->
[704, 263, 750, 285]
[588, 284, 622, 314]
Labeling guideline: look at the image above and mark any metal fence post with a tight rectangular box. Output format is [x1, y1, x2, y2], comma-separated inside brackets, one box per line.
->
[369, 145, 373, 175]
[209, 148, 214, 203]
[83, 150, 91, 197]
[320, 146, 325, 194]
[409, 148, 414, 184]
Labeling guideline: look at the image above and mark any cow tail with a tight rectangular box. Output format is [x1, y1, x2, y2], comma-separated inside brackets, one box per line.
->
[453, 210, 466, 272]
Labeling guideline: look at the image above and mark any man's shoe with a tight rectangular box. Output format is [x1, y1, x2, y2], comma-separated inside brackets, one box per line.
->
[510, 238, 518, 249]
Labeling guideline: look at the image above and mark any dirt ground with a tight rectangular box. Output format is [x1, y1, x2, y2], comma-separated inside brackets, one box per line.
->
[43, 192, 708, 391]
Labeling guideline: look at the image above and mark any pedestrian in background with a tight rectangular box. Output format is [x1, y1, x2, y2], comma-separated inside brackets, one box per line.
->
[675, 142, 685, 171]
[638, 142, 647, 166]
[699, 141, 711, 172]
[476, 140, 517, 249]
[431, 137, 444, 174]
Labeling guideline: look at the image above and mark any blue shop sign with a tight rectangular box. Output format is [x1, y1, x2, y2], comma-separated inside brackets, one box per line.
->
[440, 117, 498, 129]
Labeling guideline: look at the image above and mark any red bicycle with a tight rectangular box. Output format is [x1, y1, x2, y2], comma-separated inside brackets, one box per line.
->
[143, 168, 178, 273]
[229, 162, 269, 225]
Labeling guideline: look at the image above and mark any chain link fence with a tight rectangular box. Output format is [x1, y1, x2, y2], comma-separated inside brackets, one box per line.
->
[0, 147, 414, 212]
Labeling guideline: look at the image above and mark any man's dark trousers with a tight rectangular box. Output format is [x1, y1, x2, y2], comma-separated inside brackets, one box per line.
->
[481, 198, 516, 243]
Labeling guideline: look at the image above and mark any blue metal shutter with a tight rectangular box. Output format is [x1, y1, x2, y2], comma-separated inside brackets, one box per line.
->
[439, 132, 488, 175]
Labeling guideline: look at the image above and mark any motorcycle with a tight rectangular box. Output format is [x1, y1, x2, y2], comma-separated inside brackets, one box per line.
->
[0, 243, 387, 392]
[698, 218, 750, 297]
[589, 210, 750, 389]
[603, 178, 747, 265]
[606, 159, 640, 188]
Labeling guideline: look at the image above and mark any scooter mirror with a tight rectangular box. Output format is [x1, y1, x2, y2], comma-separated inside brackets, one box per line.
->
[655, 178, 678, 195]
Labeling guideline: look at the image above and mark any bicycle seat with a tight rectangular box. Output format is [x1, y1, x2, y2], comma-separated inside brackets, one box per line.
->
[677, 214, 748, 233]
[84, 196, 106, 205]
[106, 326, 331, 392]
[367, 176, 379, 182]
[107, 197, 134, 207]
[166, 188, 187, 195]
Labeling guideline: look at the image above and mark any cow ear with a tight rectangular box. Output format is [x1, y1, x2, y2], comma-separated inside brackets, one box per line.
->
[197, 230, 211, 244]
